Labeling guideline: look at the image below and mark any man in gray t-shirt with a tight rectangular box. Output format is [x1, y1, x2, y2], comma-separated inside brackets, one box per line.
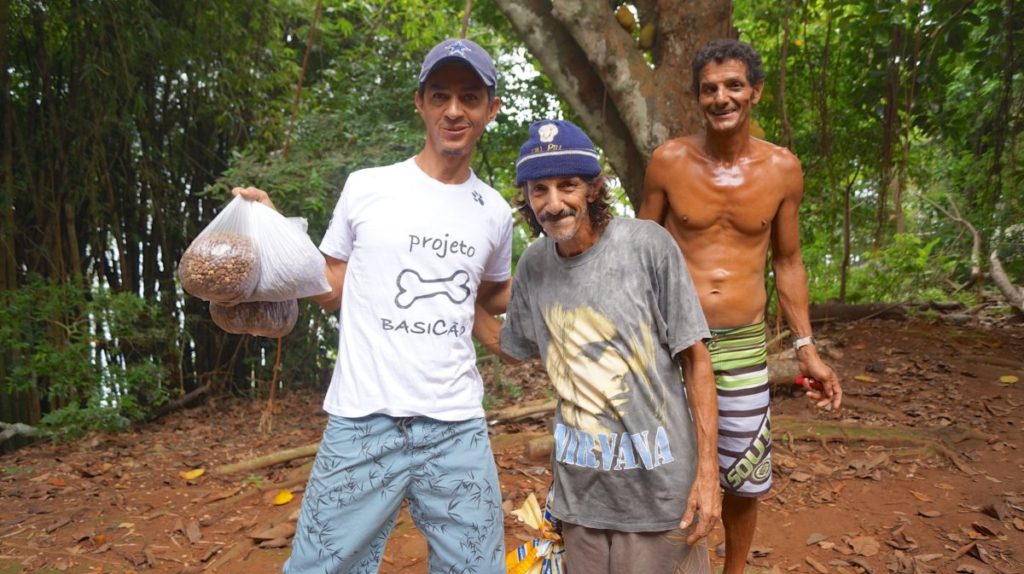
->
[474, 120, 720, 574]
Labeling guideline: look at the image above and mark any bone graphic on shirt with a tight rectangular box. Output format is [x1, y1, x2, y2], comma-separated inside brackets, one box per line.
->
[394, 269, 471, 309]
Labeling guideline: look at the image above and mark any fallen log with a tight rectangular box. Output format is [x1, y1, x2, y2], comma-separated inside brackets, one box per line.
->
[990, 250, 1024, 316]
[0, 422, 40, 445]
[808, 301, 964, 323]
[211, 443, 319, 475]
[487, 398, 557, 424]
[148, 381, 212, 422]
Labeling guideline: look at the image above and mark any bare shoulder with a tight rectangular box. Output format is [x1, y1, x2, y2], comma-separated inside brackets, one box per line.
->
[651, 135, 704, 164]
[752, 139, 804, 199]
[752, 138, 802, 172]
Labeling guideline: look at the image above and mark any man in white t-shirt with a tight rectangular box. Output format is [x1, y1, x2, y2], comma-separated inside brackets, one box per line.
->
[237, 38, 513, 574]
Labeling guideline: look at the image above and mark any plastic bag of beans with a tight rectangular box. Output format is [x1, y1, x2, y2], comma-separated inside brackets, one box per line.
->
[179, 196, 329, 305]
[209, 299, 299, 338]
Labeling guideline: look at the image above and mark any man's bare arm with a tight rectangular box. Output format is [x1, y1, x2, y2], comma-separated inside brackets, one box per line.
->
[636, 147, 671, 224]
[678, 341, 720, 543]
[770, 159, 842, 409]
[476, 278, 511, 316]
[311, 256, 347, 312]
[472, 278, 520, 364]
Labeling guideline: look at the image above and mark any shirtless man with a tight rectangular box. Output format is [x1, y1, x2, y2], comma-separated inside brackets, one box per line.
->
[638, 39, 842, 574]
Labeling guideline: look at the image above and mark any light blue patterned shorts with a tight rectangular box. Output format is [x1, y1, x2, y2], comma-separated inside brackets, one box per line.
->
[283, 414, 506, 573]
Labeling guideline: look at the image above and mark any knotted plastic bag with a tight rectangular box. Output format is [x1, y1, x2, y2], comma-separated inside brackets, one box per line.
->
[179, 196, 330, 305]
[210, 300, 298, 338]
[506, 487, 564, 574]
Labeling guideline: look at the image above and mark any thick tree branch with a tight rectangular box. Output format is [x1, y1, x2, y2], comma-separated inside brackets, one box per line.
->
[0, 422, 40, 444]
[551, 1, 662, 155]
[990, 250, 1024, 315]
[931, 199, 983, 291]
[494, 0, 647, 206]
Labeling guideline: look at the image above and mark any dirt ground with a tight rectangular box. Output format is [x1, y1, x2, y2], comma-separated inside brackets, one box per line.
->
[1, 315, 1022, 574]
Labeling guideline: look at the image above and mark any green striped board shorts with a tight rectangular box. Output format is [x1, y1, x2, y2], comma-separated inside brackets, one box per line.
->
[707, 321, 772, 497]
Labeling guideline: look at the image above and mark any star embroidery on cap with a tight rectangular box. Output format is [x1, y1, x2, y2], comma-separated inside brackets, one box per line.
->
[472, 190, 484, 206]
[447, 40, 471, 57]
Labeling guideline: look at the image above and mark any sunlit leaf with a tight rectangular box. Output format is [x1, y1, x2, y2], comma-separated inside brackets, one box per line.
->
[272, 489, 294, 505]
[179, 468, 205, 481]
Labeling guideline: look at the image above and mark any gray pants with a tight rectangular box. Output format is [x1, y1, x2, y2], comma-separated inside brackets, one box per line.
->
[562, 523, 711, 574]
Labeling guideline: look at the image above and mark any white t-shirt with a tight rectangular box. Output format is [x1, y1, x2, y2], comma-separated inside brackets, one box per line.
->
[319, 158, 513, 420]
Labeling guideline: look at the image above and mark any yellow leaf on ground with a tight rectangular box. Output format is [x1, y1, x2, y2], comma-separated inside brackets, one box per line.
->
[999, 375, 1019, 384]
[179, 468, 205, 480]
[854, 375, 878, 383]
[272, 489, 294, 505]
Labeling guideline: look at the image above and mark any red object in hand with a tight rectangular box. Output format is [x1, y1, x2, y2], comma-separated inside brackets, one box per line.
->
[795, 375, 824, 391]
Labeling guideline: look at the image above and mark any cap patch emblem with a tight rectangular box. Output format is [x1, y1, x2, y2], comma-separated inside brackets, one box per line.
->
[538, 123, 559, 143]
[447, 40, 470, 57]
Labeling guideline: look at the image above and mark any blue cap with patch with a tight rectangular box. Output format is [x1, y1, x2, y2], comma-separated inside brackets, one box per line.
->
[418, 38, 497, 88]
[515, 120, 602, 187]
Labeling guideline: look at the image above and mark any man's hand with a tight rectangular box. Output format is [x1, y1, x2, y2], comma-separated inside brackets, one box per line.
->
[680, 469, 721, 544]
[232, 186, 276, 210]
[797, 348, 842, 410]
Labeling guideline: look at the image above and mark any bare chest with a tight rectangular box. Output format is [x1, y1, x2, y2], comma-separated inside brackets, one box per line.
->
[668, 167, 783, 237]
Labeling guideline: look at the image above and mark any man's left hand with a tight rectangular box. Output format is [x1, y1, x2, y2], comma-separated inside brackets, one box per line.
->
[680, 471, 721, 544]
[798, 348, 842, 410]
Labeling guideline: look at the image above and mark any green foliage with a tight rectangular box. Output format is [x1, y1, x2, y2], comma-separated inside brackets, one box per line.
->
[39, 404, 131, 442]
[734, 0, 1023, 304]
[482, 356, 523, 410]
[849, 234, 956, 303]
[0, 279, 176, 435]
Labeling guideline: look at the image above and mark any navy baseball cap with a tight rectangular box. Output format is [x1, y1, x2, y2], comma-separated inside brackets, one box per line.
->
[418, 38, 497, 88]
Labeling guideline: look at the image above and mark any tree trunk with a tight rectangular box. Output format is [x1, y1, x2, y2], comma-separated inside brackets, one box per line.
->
[876, 24, 903, 247]
[990, 251, 1024, 315]
[777, 3, 793, 149]
[495, 0, 733, 209]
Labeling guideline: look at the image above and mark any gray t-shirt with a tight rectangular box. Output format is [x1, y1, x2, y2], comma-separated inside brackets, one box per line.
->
[501, 217, 710, 532]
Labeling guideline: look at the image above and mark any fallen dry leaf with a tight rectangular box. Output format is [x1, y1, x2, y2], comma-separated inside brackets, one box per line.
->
[272, 489, 294, 505]
[805, 555, 830, 574]
[259, 537, 291, 549]
[198, 485, 242, 505]
[854, 375, 879, 383]
[184, 519, 202, 544]
[179, 468, 205, 481]
[849, 536, 881, 557]
[919, 510, 942, 518]
[806, 533, 828, 545]
[980, 502, 1008, 521]
[910, 490, 932, 502]
[998, 375, 1018, 384]
[251, 522, 296, 541]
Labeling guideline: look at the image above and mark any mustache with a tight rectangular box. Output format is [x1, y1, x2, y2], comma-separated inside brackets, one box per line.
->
[539, 208, 577, 223]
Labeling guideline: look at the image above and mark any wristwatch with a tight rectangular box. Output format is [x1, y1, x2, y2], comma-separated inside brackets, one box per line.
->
[792, 335, 816, 350]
